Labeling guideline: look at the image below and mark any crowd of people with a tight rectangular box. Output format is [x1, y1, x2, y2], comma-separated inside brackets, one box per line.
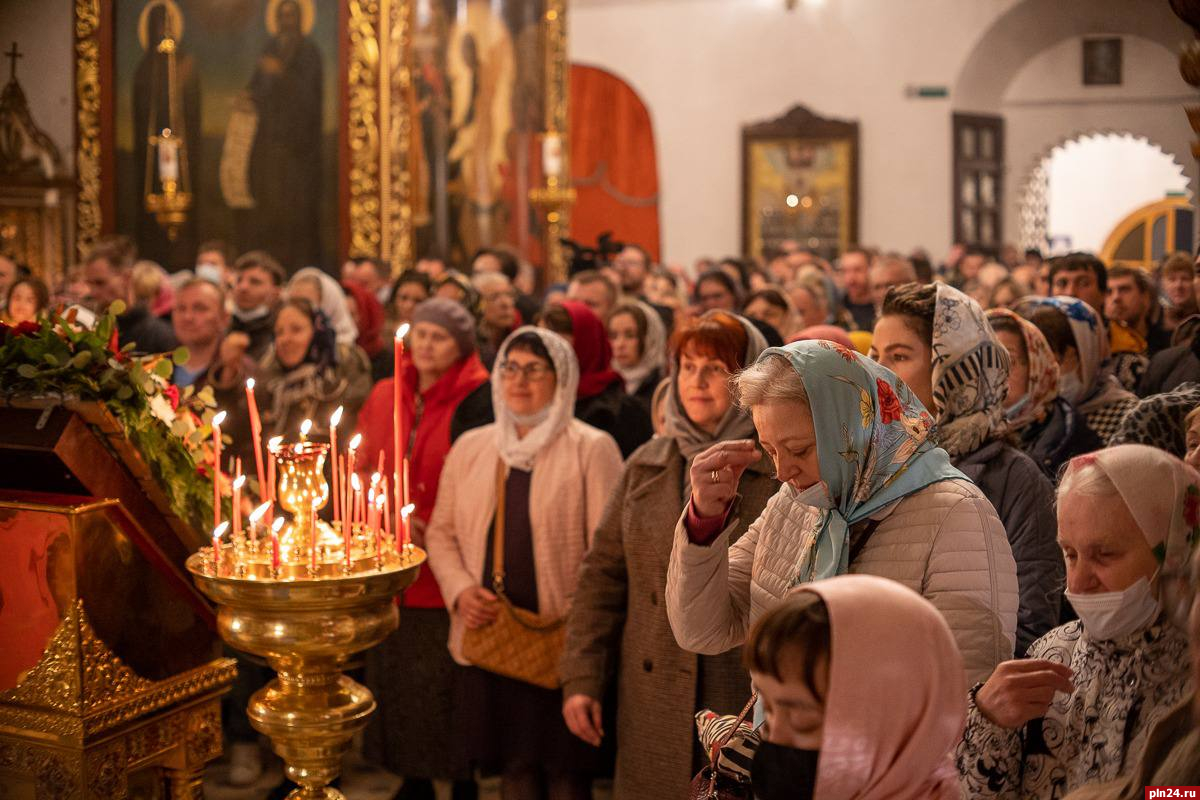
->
[5, 235, 1200, 799]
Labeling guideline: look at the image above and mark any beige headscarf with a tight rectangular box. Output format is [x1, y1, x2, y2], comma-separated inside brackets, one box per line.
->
[490, 326, 580, 471]
[801, 575, 966, 800]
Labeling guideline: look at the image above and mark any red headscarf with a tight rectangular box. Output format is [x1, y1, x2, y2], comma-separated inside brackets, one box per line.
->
[560, 300, 621, 399]
[341, 280, 384, 358]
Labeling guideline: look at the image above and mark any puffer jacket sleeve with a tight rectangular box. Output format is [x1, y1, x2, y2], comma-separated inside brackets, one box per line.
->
[560, 460, 633, 701]
[665, 491, 774, 655]
[924, 488, 1019, 685]
[955, 687, 1024, 799]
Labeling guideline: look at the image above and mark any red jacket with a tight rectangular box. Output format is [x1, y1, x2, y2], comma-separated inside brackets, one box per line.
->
[355, 353, 489, 607]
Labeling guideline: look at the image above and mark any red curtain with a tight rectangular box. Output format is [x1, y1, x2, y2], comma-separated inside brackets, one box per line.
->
[569, 65, 661, 261]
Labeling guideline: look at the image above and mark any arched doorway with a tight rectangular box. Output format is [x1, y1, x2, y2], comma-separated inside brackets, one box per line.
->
[1018, 131, 1191, 254]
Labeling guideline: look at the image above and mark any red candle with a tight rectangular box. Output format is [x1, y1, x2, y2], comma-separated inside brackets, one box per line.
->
[330, 406, 343, 526]
[267, 436, 283, 524]
[232, 472, 245, 543]
[249, 501, 270, 545]
[245, 378, 266, 500]
[382, 476, 392, 550]
[393, 324, 410, 561]
[401, 503, 415, 550]
[373, 493, 385, 556]
[350, 472, 363, 531]
[211, 411, 227, 530]
[347, 434, 362, 531]
[211, 521, 229, 577]
[270, 516, 284, 572]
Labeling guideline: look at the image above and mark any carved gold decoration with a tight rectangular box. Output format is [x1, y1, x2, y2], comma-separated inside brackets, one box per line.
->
[383, 0, 414, 269]
[74, 0, 102, 261]
[347, 0, 383, 259]
[530, 0, 574, 285]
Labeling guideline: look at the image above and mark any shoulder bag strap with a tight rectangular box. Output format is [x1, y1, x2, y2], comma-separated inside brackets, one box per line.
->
[492, 459, 507, 596]
[709, 692, 760, 767]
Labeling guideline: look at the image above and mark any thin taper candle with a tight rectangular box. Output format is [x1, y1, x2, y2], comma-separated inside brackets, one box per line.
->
[245, 378, 266, 500]
[232, 472, 246, 543]
[330, 406, 343, 529]
[211, 411, 227, 530]
[211, 521, 230, 577]
[393, 324, 410, 569]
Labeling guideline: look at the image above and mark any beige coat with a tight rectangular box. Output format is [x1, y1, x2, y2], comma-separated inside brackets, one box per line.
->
[666, 478, 1018, 685]
[560, 436, 779, 800]
[425, 419, 623, 664]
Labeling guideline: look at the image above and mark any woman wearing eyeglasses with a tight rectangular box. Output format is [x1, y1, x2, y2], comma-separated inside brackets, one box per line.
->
[426, 327, 623, 800]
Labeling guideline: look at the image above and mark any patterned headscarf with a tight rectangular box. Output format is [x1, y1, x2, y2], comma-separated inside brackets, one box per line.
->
[1018, 295, 1133, 415]
[986, 307, 1060, 432]
[1110, 383, 1200, 458]
[757, 340, 966, 583]
[1062, 445, 1200, 571]
[930, 284, 1011, 457]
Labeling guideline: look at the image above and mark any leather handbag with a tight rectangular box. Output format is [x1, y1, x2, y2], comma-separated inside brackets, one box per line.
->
[688, 694, 758, 800]
[460, 460, 565, 691]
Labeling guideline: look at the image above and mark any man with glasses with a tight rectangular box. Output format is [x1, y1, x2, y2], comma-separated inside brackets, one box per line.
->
[474, 271, 520, 369]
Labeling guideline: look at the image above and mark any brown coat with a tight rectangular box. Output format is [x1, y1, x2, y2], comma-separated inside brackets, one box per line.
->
[560, 436, 778, 800]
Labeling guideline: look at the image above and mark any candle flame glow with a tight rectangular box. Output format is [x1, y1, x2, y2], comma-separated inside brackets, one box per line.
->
[246, 377, 256, 390]
[351, 473, 362, 490]
[212, 410, 227, 428]
[396, 323, 411, 339]
[249, 502, 271, 525]
[375, 493, 386, 508]
[370, 471, 381, 488]
[330, 405, 344, 428]
[268, 435, 284, 453]
[272, 516, 285, 533]
[401, 503, 415, 519]
[213, 521, 230, 538]
[348, 433, 363, 451]
[233, 474, 246, 490]
[300, 419, 312, 438]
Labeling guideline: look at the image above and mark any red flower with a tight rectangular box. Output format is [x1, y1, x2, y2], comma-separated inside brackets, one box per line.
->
[163, 384, 180, 411]
[820, 340, 858, 363]
[876, 379, 903, 424]
[107, 327, 120, 355]
[13, 320, 39, 336]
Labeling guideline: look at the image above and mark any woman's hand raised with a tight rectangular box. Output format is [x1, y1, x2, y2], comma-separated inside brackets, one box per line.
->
[689, 439, 762, 519]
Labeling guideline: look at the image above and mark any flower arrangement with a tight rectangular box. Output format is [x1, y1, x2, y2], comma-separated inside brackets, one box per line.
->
[0, 301, 220, 532]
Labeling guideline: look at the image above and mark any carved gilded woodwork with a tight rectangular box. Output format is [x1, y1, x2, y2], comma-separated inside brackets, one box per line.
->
[74, 0, 102, 262]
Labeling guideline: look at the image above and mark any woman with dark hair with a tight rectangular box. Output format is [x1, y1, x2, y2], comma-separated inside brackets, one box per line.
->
[357, 297, 490, 799]
[694, 270, 742, 313]
[257, 297, 372, 439]
[986, 308, 1102, 481]
[427, 328, 622, 800]
[872, 283, 1061, 654]
[607, 300, 666, 414]
[5, 276, 49, 324]
[537, 300, 653, 457]
[742, 288, 797, 341]
[747, 575, 967, 800]
[561, 311, 778, 800]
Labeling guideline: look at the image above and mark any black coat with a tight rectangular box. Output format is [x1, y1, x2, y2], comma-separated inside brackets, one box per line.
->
[1018, 397, 1104, 483]
[1140, 334, 1200, 396]
[117, 304, 178, 355]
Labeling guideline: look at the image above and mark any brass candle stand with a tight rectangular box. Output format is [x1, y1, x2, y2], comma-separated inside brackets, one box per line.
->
[186, 441, 424, 800]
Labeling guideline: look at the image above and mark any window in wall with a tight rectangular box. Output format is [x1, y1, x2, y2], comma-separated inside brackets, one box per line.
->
[953, 113, 1004, 256]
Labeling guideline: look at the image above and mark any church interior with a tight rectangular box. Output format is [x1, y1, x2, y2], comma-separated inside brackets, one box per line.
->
[2, 0, 1200, 799]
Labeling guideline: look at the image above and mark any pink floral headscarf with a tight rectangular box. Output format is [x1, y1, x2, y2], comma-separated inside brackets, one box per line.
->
[801, 575, 965, 800]
[1062, 444, 1200, 570]
[986, 308, 1060, 431]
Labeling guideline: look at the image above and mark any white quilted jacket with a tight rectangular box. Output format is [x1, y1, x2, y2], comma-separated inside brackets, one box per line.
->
[666, 478, 1018, 685]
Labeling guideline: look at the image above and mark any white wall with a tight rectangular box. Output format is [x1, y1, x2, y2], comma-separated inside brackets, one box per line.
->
[1002, 34, 1196, 249]
[0, 0, 75, 171]
[570, 0, 1195, 266]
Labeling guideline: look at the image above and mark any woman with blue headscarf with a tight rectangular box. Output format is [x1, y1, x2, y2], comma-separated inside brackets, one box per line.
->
[665, 339, 1019, 684]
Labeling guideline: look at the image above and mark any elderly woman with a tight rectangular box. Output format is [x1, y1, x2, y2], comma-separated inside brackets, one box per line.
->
[606, 299, 667, 414]
[1018, 296, 1137, 445]
[286, 266, 359, 346]
[871, 284, 1061, 653]
[257, 297, 372, 439]
[426, 328, 622, 800]
[986, 308, 1102, 481]
[958, 444, 1197, 797]
[666, 339, 1018, 686]
[357, 298, 489, 798]
[748, 575, 966, 800]
[560, 311, 776, 800]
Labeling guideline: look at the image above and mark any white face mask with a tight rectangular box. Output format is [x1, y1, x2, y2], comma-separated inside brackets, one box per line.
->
[195, 262, 224, 286]
[792, 480, 833, 510]
[233, 304, 272, 323]
[1059, 371, 1085, 405]
[1065, 576, 1160, 641]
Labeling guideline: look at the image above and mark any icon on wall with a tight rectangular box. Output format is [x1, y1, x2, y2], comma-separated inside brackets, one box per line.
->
[1083, 37, 1122, 86]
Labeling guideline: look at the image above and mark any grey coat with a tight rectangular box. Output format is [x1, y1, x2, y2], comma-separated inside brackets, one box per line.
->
[560, 436, 778, 800]
[954, 440, 1063, 655]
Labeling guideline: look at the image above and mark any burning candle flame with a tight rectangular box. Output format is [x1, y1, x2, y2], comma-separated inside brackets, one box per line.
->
[396, 323, 411, 340]
[370, 471, 381, 488]
[272, 516, 285, 533]
[348, 433, 363, 452]
[246, 377, 256, 390]
[401, 503, 415, 519]
[233, 474, 247, 490]
[375, 493, 386, 508]
[249, 502, 271, 525]
[299, 419, 312, 439]
[213, 521, 230, 539]
[212, 410, 227, 428]
[330, 405, 344, 428]
[350, 473, 362, 491]
[268, 435, 284, 453]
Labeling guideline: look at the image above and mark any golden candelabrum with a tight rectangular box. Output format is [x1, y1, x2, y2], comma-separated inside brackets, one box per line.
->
[186, 441, 424, 800]
[143, 20, 192, 239]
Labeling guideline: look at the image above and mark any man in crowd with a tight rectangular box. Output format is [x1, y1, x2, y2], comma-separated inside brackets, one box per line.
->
[84, 236, 177, 354]
[343, 257, 393, 306]
[1156, 251, 1198, 332]
[612, 244, 651, 296]
[870, 254, 918, 315]
[1106, 264, 1170, 357]
[567, 269, 619, 321]
[953, 247, 987, 290]
[229, 250, 285, 362]
[474, 271, 520, 368]
[472, 246, 539, 323]
[1049, 252, 1107, 316]
[196, 240, 235, 290]
[415, 252, 451, 283]
[836, 246, 876, 330]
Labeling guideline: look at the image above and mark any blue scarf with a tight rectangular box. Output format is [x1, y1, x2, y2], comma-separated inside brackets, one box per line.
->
[757, 340, 968, 583]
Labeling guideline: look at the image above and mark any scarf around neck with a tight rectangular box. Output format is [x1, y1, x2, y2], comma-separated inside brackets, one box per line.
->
[490, 326, 580, 471]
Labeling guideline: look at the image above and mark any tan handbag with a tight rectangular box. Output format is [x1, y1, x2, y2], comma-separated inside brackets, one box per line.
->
[460, 460, 566, 690]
